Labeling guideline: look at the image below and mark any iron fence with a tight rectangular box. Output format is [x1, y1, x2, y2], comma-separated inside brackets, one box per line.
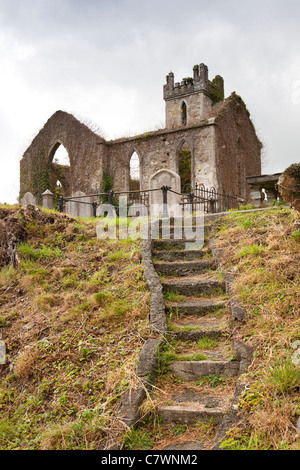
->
[184, 183, 239, 213]
[58, 184, 239, 217]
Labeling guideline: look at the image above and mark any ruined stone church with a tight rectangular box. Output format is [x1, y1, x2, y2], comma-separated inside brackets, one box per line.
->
[20, 63, 262, 205]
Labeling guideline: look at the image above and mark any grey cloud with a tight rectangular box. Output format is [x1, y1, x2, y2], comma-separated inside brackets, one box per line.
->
[0, 0, 300, 203]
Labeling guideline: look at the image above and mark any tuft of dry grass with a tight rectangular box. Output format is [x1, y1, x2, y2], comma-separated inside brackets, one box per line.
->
[14, 347, 39, 379]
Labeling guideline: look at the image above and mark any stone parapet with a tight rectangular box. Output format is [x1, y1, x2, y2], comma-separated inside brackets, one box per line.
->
[163, 63, 210, 101]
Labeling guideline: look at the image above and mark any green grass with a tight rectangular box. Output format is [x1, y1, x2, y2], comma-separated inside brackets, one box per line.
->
[197, 336, 218, 349]
[157, 347, 208, 373]
[238, 244, 266, 258]
[292, 229, 300, 241]
[194, 374, 227, 388]
[163, 290, 185, 302]
[18, 242, 63, 260]
[122, 428, 154, 450]
[265, 356, 300, 395]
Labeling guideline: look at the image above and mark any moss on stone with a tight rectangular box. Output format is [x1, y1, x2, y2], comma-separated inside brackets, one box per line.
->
[32, 147, 50, 203]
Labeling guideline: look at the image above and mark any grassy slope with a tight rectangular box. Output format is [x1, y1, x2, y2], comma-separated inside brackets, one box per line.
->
[212, 206, 300, 450]
[0, 204, 299, 450]
[0, 206, 150, 450]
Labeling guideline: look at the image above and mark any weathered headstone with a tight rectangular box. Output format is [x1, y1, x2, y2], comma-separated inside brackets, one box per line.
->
[249, 189, 263, 208]
[21, 192, 38, 206]
[149, 169, 181, 217]
[128, 203, 148, 217]
[65, 191, 93, 218]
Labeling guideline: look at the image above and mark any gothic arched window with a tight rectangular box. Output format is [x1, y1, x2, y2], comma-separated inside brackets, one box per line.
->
[52, 143, 70, 166]
[129, 151, 140, 191]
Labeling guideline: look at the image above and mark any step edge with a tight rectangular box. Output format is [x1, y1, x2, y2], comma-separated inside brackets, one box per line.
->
[158, 404, 227, 413]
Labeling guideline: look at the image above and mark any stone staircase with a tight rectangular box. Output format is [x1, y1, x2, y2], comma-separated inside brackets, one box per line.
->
[150, 226, 244, 450]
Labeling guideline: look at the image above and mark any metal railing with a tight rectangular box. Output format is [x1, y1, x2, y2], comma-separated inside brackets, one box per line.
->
[185, 183, 239, 213]
[58, 184, 239, 217]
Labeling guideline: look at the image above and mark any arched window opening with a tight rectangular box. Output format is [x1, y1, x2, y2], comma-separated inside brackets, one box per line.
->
[178, 141, 192, 193]
[181, 101, 187, 126]
[48, 142, 71, 200]
[52, 143, 70, 166]
[129, 152, 140, 191]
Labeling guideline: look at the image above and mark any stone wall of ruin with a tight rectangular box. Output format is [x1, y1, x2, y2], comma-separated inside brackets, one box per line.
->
[20, 94, 262, 205]
[165, 93, 213, 129]
[20, 111, 107, 203]
[214, 93, 262, 200]
[107, 123, 218, 193]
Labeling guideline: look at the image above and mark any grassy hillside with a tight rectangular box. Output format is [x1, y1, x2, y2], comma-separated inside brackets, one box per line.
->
[0, 205, 150, 449]
[0, 204, 299, 450]
[212, 206, 300, 450]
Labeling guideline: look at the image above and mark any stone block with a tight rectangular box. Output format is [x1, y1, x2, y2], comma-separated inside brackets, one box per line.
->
[136, 338, 163, 377]
[250, 190, 262, 207]
[170, 360, 240, 380]
[66, 191, 93, 218]
[42, 190, 54, 209]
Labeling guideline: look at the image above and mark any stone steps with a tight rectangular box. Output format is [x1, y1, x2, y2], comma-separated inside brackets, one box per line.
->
[143, 235, 243, 449]
[153, 216, 204, 226]
[162, 277, 225, 296]
[158, 404, 225, 426]
[153, 249, 209, 262]
[166, 299, 228, 316]
[157, 386, 234, 427]
[151, 219, 211, 238]
[153, 259, 215, 276]
[170, 323, 228, 341]
[169, 360, 240, 381]
[153, 231, 204, 241]
[153, 239, 204, 251]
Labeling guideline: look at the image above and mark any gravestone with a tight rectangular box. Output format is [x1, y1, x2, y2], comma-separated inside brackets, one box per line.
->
[249, 189, 263, 208]
[149, 169, 181, 217]
[128, 203, 148, 217]
[21, 192, 38, 206]
[42, 190, 54, 210]
[65, 191, 93, 218]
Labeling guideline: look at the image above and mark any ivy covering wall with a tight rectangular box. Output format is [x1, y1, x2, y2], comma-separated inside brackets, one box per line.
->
[32, 147, 50, 202]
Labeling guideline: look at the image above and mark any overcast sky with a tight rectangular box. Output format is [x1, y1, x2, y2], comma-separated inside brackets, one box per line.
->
[0, 0, 299, 203]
